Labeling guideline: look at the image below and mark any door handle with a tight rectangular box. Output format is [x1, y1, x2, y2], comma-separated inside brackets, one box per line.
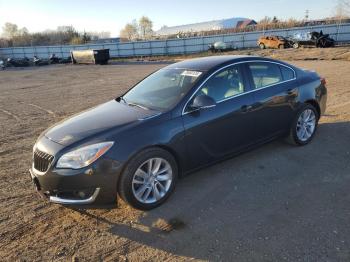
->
[241, 105, 253, 112]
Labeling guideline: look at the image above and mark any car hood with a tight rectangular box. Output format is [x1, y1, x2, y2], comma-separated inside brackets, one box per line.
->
[45, 100, 159, 146]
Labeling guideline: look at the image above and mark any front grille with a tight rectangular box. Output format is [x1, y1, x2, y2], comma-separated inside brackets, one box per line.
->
[33, 149, 54, 172]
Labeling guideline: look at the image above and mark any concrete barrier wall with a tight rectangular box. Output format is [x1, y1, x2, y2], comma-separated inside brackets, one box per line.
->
[0, 23, 349, 59]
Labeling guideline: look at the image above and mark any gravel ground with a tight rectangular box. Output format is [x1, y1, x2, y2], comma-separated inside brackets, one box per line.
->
[0, 59, 350, 261]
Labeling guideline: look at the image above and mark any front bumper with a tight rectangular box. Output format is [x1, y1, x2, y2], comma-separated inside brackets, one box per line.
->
[29, 158, 122, 207]
[49, 187, 101, 205]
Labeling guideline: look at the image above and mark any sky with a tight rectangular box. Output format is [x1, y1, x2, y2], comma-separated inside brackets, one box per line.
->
[0, 0, 338, 37]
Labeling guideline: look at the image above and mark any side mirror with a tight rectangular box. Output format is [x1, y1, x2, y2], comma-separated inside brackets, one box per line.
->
[190, 94, 216, 111]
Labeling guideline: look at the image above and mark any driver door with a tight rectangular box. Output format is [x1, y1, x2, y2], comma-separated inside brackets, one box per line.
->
[181, 64, 256, 170]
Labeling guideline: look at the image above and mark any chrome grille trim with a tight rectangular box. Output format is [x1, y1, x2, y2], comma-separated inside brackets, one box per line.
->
[33, 149, 54, 172]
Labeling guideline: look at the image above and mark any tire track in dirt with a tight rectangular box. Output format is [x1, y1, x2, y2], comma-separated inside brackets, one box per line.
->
[0, 108, 21, 121]
[65, 210, 149, 259]
[0, 204, 64, 255]
[27, 103, 56, 117]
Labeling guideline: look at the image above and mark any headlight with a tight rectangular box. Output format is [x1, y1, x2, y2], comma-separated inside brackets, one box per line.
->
[56, 142, 114, 169]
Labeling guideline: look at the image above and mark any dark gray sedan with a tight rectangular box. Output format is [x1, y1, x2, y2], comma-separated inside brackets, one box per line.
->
[30, 56, 327, 210]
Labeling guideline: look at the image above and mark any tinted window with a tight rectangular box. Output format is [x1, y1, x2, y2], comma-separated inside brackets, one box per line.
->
[280, 66, 295, 81]
[197, 65, 245, 102]
[248, 62, 283, 89]
[123, 69, 202, 110]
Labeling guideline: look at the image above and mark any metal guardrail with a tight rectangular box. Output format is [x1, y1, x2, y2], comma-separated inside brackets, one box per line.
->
[0, 23, 349, 59]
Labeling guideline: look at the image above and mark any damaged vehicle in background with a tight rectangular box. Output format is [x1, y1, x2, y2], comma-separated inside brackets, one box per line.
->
[208, 41, 236, 53]
[291, 31, 335, 48]
[257, 35, 292, 49]
[3, 54, 72, 68]
[6, 57, 31, 67]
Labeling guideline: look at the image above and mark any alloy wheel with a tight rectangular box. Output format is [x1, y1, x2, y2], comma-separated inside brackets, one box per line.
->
[131, 158, 173, 204]
[296, 109, 316, 142]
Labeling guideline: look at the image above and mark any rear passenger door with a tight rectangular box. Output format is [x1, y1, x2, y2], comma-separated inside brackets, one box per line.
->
[245, 61, 298, 142]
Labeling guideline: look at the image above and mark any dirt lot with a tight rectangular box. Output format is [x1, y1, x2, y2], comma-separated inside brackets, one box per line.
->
[0, 59, 350, 261]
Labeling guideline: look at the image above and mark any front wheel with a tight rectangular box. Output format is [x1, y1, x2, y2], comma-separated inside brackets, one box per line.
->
[293, 42, 300, 49]
[286, 104, 319, 146]
[259, 43, 265, 49]
[118, 148, 178, 210]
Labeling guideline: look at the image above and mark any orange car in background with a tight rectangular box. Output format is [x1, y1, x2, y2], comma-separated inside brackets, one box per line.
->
[257, 35, 291, 49]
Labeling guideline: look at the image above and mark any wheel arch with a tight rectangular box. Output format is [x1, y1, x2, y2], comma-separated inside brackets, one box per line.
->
[156, 144, 183, 176]
[304, 99, 321, 119]
[117, 144, 183, 185]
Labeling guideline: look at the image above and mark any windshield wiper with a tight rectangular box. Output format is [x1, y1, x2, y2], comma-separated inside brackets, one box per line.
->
[118, 96, 149, 110]
[127, 102, 149, 110]
[119, 96, 128, 104]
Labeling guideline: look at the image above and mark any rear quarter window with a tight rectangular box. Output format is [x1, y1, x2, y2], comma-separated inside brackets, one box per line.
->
[248, 62, 283, 89]
[280, 66, 295, 81]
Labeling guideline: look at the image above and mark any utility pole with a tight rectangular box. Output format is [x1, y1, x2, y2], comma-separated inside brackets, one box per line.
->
[305, 9, 310, 21]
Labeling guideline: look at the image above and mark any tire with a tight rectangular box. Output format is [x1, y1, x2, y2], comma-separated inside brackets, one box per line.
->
[118, 148, 178, 210]
[259, 43, 265, 49]
[293, 42, 300, 49]
[286, 104, 319, 146]
[278, 44, 285, 49]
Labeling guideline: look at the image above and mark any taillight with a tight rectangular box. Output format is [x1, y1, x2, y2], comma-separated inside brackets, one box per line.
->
[321, 77, 326, 86]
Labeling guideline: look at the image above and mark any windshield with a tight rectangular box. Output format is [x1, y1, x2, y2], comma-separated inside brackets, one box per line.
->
[122, 68, 203, 111]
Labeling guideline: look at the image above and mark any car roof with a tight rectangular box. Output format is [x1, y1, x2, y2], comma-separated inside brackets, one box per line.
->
[164, 55, 287, 72]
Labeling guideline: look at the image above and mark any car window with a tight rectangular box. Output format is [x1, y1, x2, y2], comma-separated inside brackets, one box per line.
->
[280, 65, 295, 81]
[248, 62, 283, 89]
[197, 65, 245, 103]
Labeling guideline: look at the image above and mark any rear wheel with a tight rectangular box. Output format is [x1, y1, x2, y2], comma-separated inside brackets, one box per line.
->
[118, 148, 178, 210]
[286, 104, 319, 146]
[319, 39, 326, 48]
[278, 44, 285, 49]
[259, 43, 265, 49]
[293, 42, 300, 49]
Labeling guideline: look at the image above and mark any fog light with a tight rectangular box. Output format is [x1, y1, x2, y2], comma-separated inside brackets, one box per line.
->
[84, 168, 93, 176]
[78, 191, 86, 198]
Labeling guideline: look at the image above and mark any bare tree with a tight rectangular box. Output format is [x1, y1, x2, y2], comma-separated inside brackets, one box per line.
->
[334, 0, 350, 19]
[0, 22, 109, 47]
[88, 31, 111, 40]
[120, 21, 138, 41]
[120, 17, 154, 41]
[138, 16, 153, 40]
[2, 22, 19, 38]
[258, 16, 272, 34]
[2, 23, 32, 46]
